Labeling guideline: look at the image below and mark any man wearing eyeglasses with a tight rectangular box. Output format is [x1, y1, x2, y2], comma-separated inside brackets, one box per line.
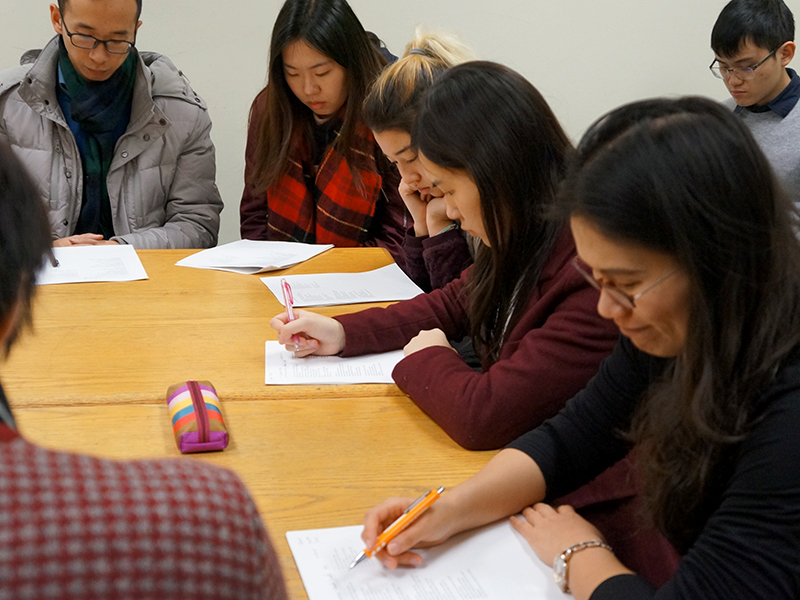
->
[711, 0, 799, 205]
[0, 0, 223, 248]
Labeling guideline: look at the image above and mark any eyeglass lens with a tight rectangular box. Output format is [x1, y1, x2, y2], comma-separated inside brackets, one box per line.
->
[571, 260, 635, 308]
[70, 34, 133, 54]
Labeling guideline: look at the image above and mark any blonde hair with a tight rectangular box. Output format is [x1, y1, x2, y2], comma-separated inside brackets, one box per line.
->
[402, 27, 474, 67]
[363, 27, 474, 134]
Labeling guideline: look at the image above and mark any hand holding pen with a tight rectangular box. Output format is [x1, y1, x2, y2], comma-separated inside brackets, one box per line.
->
[351, 487, 445, 569]
[280, 278, 301, 353]
[269, 304, 347, 357]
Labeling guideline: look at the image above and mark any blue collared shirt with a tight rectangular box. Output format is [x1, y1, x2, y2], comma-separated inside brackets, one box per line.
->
[734, 67, 800, 119]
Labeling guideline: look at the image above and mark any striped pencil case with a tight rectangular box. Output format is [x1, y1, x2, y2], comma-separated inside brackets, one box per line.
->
[166, 380, 229, 453]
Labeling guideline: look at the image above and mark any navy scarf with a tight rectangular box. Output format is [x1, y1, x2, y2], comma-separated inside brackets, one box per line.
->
[58, 40, 137, 239]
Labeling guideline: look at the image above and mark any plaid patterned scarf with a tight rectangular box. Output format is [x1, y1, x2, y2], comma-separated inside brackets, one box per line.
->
[59, 40, 136, 239]
[266, 122, 383, 246]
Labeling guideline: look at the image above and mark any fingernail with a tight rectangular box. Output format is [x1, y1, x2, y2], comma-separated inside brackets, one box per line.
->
[410, 555, 422, 567]
[387, 542, 399, 555]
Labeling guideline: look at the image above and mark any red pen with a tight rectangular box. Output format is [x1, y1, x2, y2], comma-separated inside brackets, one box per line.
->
[280, 278, 301, 353]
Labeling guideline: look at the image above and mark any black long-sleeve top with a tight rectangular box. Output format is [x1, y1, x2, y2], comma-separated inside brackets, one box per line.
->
[508, 336, 800, 599]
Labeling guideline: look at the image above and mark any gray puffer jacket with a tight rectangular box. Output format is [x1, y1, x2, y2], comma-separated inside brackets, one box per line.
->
[0, 36, 223, 248]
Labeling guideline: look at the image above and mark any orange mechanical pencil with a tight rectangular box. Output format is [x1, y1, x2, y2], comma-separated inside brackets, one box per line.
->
[349, 486, 445, 569]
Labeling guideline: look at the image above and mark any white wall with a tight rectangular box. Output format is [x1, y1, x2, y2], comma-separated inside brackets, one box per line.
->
[3, 0, 799, 244]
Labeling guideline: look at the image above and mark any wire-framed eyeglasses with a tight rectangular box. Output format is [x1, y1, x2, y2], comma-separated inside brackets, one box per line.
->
[61, 15, 136, 55]
[571, 258, 676, 309]
[709, 46, 780, 81]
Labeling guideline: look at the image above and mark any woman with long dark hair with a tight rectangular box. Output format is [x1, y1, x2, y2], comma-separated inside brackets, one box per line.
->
[363, 28, 476, 291]
[359, 97, 800, 599]
[240, 0, 406, 260]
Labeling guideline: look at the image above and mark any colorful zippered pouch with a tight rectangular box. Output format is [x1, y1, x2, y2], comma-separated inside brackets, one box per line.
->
[166, 380, 229, 453]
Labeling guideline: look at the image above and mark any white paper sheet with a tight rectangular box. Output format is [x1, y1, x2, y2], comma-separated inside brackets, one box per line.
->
[37, 245, 148, 285]
[175, 240, 333, 274]
[261, 264, 423, 307]
[265, 341, 403, 384]
[287, 521, 565, 600]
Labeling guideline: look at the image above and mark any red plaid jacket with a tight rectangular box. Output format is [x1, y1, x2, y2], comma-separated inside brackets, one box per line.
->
[240, 94, 406, 263]
[0, 389, 288, 600]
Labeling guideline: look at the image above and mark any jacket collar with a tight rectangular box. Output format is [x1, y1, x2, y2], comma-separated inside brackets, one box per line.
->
[17, 36, 182, 136]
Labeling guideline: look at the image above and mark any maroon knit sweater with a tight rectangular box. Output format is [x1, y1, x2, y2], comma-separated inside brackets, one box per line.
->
[335, 229, 619, 451]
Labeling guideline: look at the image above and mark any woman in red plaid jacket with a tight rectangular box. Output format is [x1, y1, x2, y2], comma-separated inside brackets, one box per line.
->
[240, 0, 407, 265]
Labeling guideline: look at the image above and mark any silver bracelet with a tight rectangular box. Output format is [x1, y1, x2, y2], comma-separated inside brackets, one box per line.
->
[553, 539, 614, 594]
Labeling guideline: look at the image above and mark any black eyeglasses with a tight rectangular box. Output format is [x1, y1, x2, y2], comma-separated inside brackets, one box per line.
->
[709, 46, 780, 81]
[61, 15, 136, 55]
[571, 258, 676, 309]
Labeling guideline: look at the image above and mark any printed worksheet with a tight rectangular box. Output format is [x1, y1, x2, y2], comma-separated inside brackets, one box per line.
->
[265, 341, 404, 384]
[175, 240, 333, 274]
[37, 245, 148, 285]
[287, 521, 564, 600]
[261, 263, 423, 307]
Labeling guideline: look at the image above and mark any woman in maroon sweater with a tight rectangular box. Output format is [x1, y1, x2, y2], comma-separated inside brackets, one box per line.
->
[272, 61, 621, 451]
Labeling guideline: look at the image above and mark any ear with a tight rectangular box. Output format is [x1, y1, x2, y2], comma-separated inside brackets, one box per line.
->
[779, 41, 796, 67]
[50, 3, 63, 35]
[136, 20, 143, 34]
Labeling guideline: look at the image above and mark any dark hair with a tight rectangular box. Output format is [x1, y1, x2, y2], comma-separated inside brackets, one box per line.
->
[363, 28, 473, 135]
[711, 0, 794, 57]
[58, 0, 143, 21]
[415, 61, 571, 362]
[248, 0, 387, 193]
[556, 96, 800, 552]
[0, 143, 53, 356]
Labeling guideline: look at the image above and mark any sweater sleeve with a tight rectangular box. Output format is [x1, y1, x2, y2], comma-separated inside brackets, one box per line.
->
[335, 272, 471, 355]
[422, 229, 473, 290]
[400, 228, 431, 291]
[401, 228, 473, 292]
[391, 273, 620, 451]
[240, 94, 269, 240]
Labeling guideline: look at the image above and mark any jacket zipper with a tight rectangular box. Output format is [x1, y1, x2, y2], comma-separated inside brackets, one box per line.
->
[187, 380, 210, 443]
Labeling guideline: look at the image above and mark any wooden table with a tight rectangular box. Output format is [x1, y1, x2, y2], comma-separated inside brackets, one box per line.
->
[4, 248, 497, 599]
[13, 394, 494, 599]
[4, 248, 405, 408]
